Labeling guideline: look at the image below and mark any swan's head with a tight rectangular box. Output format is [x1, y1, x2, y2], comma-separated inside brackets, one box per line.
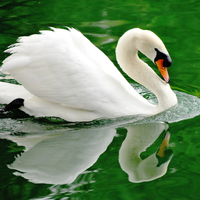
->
[116, 28, 172, 83]
[135, 29, 172, 83]
[154, 48, 171, 83]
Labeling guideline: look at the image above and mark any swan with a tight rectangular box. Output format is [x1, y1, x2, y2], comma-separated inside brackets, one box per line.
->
[0, 27, 177, 122]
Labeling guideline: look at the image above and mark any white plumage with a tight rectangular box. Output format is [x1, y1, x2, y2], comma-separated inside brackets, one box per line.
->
[0, 28, 177, 121]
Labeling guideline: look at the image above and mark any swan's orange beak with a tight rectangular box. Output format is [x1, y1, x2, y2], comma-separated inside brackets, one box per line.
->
[155, 59, 170, 83]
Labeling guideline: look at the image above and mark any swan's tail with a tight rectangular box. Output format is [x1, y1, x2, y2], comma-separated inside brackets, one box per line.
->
[0, 82, 30, 104]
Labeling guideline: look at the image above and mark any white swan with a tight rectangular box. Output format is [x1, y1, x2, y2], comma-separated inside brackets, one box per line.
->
[0, 28, 177, 121]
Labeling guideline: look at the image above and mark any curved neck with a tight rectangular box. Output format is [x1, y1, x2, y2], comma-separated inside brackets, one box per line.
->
[116, 29, 177, 113]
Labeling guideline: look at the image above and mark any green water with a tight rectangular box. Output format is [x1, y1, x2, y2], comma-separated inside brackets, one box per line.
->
[1, 0, 200, 199]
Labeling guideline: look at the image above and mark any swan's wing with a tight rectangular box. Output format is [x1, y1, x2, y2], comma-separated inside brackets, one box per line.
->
[2, 28, 128, 111]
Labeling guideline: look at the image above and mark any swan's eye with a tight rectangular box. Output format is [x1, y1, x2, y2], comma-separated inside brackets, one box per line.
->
[154, 48, 172, 67]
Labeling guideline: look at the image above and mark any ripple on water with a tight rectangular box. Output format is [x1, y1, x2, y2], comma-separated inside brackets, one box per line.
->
[152, 173, 200, 200]
[132, 83, 200, 124]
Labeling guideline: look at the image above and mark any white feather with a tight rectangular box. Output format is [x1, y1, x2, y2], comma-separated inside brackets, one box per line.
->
[0, 28, 177, 121]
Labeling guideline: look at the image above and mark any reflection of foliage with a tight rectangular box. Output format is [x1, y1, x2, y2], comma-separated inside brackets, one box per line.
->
[172, 81, 200, 98]
[0, 0, 39, 62]
[0, 0, 38, 34]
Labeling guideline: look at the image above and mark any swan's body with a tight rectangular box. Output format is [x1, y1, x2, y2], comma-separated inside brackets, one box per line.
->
[0, 28, 177, 121]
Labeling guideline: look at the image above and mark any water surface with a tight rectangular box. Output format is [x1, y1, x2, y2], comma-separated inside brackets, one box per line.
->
[1, 0, 200, 199]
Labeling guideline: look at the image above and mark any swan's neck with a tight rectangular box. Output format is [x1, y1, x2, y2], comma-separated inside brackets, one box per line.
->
[116, 30, 177, 113]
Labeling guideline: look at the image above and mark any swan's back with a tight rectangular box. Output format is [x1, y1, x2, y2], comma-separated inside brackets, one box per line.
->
[2, 28, 146, 119]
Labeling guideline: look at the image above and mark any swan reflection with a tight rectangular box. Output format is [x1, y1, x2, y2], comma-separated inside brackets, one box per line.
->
[5, 122, 116, 184]
[1, 120, 173, 184]
[119, 123, 173, 183]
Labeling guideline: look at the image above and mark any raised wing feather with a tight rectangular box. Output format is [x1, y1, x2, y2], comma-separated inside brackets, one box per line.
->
[2, 28, 128, 111]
